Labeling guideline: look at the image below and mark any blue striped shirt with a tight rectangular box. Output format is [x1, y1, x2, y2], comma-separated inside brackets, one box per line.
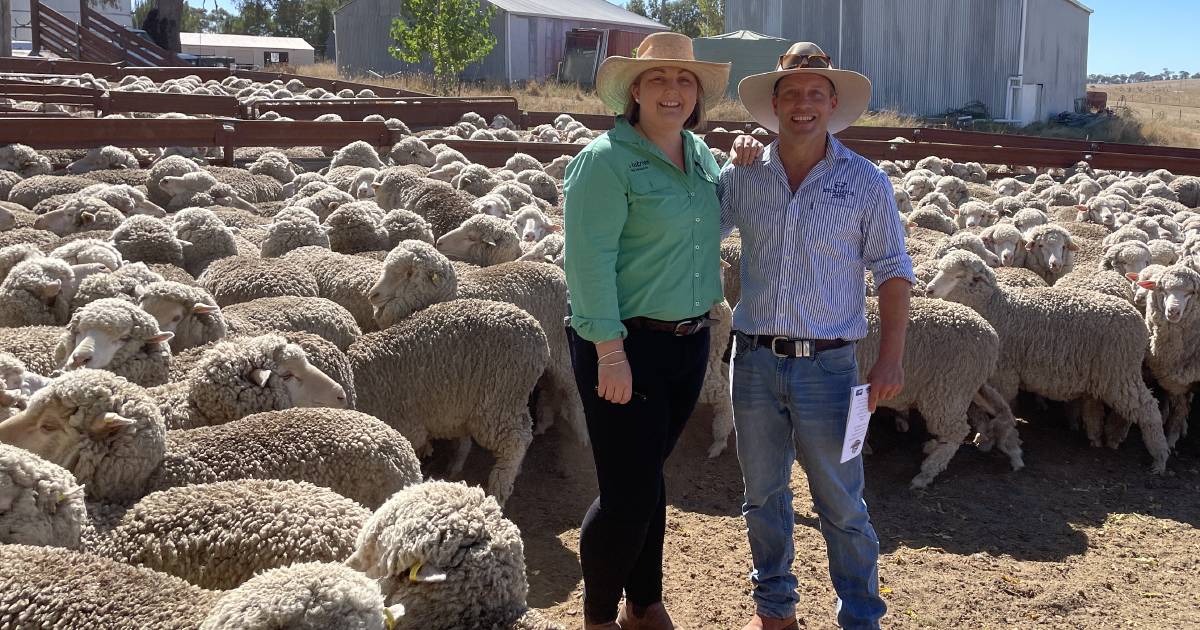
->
[718, 134, 915, 340]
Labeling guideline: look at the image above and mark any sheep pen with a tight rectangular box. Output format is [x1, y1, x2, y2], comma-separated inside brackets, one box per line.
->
[1, 113, 1199, 629]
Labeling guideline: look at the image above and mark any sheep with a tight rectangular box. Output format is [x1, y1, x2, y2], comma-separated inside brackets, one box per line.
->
[1102, 240, 1152, 277]
[68, 261, 162, 309]
[283, 246, 383, 331]
[0, 243, 43, 284]
[223, 296, 361, 351]
[472, 192, 513, 218]
[1146, 239, 1180, 266]
[1139, 265, 1200, 447]
[137, 280, 226, 352]
[405, 180, 482, 239]
[259, 208, 330, 257]
[925, 250, 1169, 472]
[146, 407, 420, 509]
[1102, 224, 1151, 248]
[372, 167, 424, 210]
[906, 207, 956, 236]
[370, 242, 585, 444]
[516, 169, 559, 205]
[857, 297, 1022, 488]
[931, 232, 1001, 267]
[349, 299, 548, 505]
[347, 481, 563, 630]
[49, 238, 122, 271]
[452, 163, 501, 197]
[0, 257, 74, 326]
[979, 222, 1025, 267]
[1011, 208, 1049, 235]
[381, 208, 435, 247]
[934, 175, 969, 206]
[1168, 175, 1200, 207]
[325, 201, 391, 254]
[6, 178, 96, 215]
[32, 196, 125, 236]
[109, 214, 186, 267]
[388, 137, 436, 167]
[544, 155, 572, 180]
[150, 334, 347, 430]
[490, 181, 540, 210]
[510, 204, 561, 246]
[172, 207, 239, 276]
[516, 232, 565, 266]
[0, 443, 87, 548]
[1019, 223, 1078, 284]
[75, 183, 166, 217]
[952, 200, 997, 229]
[293, 185, 355, 220]
[246, 151, 298, 184]
[52, 298, 173, 386]
[0, 326, 67, 376]
[436, 214, 523, 266]
[351, 167, 379, 199]
[0, 351, 50, 420]
[330, 140, 385, 170]
[0, 143, 52, 177]
[505, 153, 542, 173]
[65, 145, 140, 174]
[87, 478, 369, 590]
[198, 255, 320, 307]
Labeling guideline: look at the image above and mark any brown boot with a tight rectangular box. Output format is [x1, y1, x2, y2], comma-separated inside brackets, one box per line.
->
[741, 612, 799, 630]
[618, 601, 679, 630]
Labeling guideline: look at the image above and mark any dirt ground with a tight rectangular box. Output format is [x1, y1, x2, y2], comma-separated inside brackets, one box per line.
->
[455, 398, 1200, 629]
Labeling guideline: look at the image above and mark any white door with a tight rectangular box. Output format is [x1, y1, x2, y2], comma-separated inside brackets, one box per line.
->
[1018, 83, 1043, 125]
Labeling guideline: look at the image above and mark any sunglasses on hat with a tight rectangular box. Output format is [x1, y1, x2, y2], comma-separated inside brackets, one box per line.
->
[778, 53, 831, 70]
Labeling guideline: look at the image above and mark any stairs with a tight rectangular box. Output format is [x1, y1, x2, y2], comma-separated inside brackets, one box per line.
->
[30, 0, 188, 66]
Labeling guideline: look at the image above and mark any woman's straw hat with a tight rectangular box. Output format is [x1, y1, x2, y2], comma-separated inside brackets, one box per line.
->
[595, 32, 731, 115]
[737, 41, 872, 133]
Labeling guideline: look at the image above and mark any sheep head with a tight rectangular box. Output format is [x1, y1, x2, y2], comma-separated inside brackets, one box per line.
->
[55, 298, 173, 372]
[369, 240, 457, 327]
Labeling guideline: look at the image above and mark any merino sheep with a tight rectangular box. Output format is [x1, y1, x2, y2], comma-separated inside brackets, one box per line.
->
[53, 298, 173, 386]
[198, 255, 320, 307]
[382, 208, 435, 247]
[0, 257, 74, 326]
[1102, 240, 1152, 277]
[388, 137, 436, 167]
[348, 481, 562, 630]
[65, 146, 140, 174]
[436, 214, 523, 266]
[246, 151, 299, 184]
[283, 246, 383, 331]
[88, 478, 369, 589]
[150, 335, 347, 430]
[0, 443, 87, 548]
[33, 196, 124, 236]
[906, 207, 956, 236]
[137, 280, 226, 352]
[1140, 265, 1200, 447]
[325, 200, 390, 254]
[925, 250, 1170, 472]
[223, 296, 361, 351]
[350, 299, 548, 505]
[259, 208, 330, 257]
[330, 141, 385, 170]
[371, 243, 585, 443]
[172, 208, 239, 276]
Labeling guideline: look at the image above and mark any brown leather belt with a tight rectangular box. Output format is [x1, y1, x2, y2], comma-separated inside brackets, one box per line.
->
[750, 334, 849, 358]
[624, 316, 713, 336]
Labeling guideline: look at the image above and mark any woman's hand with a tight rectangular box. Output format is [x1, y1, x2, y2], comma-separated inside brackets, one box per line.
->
[595, 339, 632, 404]
[729, 134, 766, 166]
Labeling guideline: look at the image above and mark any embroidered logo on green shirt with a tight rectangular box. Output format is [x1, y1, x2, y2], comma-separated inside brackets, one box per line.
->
[629, 159, 650, 173]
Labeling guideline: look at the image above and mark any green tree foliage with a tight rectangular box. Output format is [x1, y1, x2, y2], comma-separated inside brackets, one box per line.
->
[630, 0, 721, 38]
[388, 0, 498, 95]
[696, 0, 725, 36]
[627, 0, 649, 17]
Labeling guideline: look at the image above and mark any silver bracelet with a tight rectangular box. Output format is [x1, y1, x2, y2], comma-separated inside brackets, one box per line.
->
[597, 350, 626, 362]
[598, 360, 628, 367]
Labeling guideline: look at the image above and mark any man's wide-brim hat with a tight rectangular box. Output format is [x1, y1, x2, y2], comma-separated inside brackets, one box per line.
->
[596, 32, 731, 115]
[738, 41, 872, 134]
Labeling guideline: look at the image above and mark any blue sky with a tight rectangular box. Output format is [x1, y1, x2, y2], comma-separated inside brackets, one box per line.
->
[185, 0, 1193, 76]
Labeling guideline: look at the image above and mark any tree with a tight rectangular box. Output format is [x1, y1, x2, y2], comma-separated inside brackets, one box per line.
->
[150, 0, 183, 52]
[697, 0, 725, 36]
[388, 0, 498, 95]
[627, 0, 649, 16]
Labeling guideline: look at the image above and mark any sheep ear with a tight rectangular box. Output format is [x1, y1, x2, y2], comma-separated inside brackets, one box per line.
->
[1023, 241, 1035, 251]
[429, 271, 442, 286]
[249, 368, 272, 387]
[192, 303, 220, 315]
[80, 211, 95, 225]
[1066, 241, 1079, 251]
[371, 181, 380, 190]
[41, 280, 62, 298]
[408, 562, 447, 583]
[1125, 272, 1140, 281]
[547, 223, 562, 233]
[1137, 280, 1157, 290]
[328, 202, 340, 211]
[89, 412, 135, 438]
[147, 331, 174, 344]
[1075, 204, 1087, 211]
[720, 259, 732, 270]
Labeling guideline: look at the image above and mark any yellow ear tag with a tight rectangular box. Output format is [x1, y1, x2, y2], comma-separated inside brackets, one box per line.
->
[408, 562, 423, 582]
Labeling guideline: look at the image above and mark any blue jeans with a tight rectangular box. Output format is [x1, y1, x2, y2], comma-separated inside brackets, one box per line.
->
[731, 332, 885, 629]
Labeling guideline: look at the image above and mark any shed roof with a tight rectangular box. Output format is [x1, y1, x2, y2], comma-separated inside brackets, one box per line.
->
[487, 0, 665, 29]
[697, 29, 788, 42]
[1061, 0, 1094, 13]
[179, 33, 315, 51]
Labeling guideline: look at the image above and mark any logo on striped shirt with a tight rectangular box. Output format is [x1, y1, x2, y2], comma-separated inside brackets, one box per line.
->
[822, 181, 855, 200]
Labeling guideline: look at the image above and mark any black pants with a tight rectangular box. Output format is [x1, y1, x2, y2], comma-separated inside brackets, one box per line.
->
[568, 325, 711, 623]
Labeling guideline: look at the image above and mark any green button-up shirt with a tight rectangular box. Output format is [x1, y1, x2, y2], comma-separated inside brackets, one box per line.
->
[563, 116, 724, 342]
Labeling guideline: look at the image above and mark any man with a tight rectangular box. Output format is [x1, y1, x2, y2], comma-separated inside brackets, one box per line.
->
[718, 42, 914, 630]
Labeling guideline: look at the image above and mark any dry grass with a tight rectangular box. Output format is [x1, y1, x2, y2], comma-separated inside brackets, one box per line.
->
[296, 62, 1197, 147]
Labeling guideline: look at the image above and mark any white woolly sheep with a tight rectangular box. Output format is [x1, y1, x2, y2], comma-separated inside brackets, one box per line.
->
[925, 250, 1169, 472]
[1019, 223, 1078, 284]
[952, 200, 997, 229]
[0, 443, 87, 548]
[0, 257, 74, 326]
[53, 298, 173, 386]
[65, 146, 140, 174]
[347, 481, 563, 630]
[0, 143, 52, 177]
[516, 169, 559, 205]
[223, 295, 361, 351]
[349, 299, 548, 505]
[75, 183, 166, 217]
[324, 200, 390, 254]
[1140, 265, 1200, 447]
[452, 163, 501, 197]
[511, 205, 561, 245]
[172, 207, 239, 276]
[330, 141, 385, 170]
[1102, 240, 1152, 278]
[137, 280, 226, 352]
[283, 246, 383, 331]
[198, 255, 320, 307]
[437, 214, 523, 266]
[33, 196, 125, 236]
[382, 208, 435, 247]
[246, 151, 299, 184]
[472, 192, 513, 218]
[388, 137, 436, 167]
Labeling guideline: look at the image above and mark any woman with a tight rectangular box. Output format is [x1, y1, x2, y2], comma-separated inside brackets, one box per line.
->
[563, 32, 761, 630]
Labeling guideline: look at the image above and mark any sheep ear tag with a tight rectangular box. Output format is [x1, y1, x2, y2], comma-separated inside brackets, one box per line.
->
[249, 368, 273, 387]
[408, 561, 447, 583]
[89, 412, 135, 439]
[1137, 280, 1157, 290]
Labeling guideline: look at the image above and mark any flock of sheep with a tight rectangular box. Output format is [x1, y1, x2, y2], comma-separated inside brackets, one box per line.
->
[0, 88, 1198, 627]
